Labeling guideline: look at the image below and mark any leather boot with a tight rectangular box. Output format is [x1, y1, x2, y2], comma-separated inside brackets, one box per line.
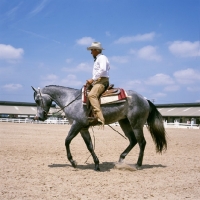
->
[95, 111, 105, 126]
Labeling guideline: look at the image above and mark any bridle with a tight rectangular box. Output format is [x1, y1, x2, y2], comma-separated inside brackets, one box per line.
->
[37, 88, 49, 117]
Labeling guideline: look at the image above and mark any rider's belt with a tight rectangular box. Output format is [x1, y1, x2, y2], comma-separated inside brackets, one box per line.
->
[93, 77, 109, 88]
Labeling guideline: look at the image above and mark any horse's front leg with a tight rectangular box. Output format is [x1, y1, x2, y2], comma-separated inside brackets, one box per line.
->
[80, 128, 100, 171]
[65, 122, 82, 168]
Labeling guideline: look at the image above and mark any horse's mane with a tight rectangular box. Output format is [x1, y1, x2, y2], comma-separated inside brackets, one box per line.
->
[45, 85, 79, 90]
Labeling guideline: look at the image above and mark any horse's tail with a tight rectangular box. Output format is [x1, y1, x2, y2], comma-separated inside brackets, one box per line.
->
[146, 100, 167, 153]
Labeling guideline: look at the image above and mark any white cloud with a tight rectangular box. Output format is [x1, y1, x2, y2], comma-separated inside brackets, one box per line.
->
[30, 0, 49, 15]
[6, 2, 22, 18]
[114, 32, 155, 44]
[129, 48, 137, 54]
[76, 63, 92, 72]
[41, 74, 58, 86]
[164, 85, 180, 92]
[0, 44, 24, 60]
[173, 68, 200, 84]
[61, 74, 82, 87]
[66, 58, 73, 64]
[19, 29, 61, 44]
[137, 45, 162, 61]
[145, 74, 174, 85]
[62, 62, 92, 73]
[2, 83, 22, 90]
[168, 41, 200, 57]
[40, 74, 82, 87]
[152, 92, 167, 98]
[109, 56, 129, 63]
[76, 37, 94, 46]
[125, 80, 147, 92]
[187, 86, 200, 92]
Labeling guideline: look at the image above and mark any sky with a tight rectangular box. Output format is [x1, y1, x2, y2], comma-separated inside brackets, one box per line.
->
[0, 0, 200, 104]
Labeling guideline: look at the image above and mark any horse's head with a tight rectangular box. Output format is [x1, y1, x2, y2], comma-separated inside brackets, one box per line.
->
[32, 86, 52, 121]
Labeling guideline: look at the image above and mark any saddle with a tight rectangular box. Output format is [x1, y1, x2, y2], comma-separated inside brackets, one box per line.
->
[82, 84, 127, 125]
[82, 84, 127, 105]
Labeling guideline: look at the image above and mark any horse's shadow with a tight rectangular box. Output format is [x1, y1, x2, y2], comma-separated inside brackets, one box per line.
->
[140, 164, 167, 169]
[48, 162, 166, 172]
[48, 162, 115, 172]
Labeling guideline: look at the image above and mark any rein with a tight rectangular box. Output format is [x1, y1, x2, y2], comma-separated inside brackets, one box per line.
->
[51, 90, 82, 115]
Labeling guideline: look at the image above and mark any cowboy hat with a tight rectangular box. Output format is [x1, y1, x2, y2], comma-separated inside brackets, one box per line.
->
[87, 42, 104, 50]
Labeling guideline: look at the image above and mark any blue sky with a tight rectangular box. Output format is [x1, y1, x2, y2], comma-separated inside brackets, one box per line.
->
[0, 0, 200, 104]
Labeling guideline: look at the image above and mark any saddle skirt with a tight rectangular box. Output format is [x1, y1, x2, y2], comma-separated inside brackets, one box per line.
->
[82, 85, 127, 105]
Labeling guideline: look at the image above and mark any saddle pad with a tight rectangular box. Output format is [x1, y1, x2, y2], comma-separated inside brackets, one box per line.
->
[82, 86, 127, 105]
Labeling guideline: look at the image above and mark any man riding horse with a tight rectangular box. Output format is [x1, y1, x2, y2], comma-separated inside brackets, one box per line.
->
[86, 42, 110, 126]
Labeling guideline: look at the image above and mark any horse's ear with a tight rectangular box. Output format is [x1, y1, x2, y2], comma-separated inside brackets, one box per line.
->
[31, 86, 38, 93]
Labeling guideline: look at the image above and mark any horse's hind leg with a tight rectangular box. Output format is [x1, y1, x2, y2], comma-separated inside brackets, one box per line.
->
[130, 125, 146, 168]
[118, 118, 138, 163]
[80, 128, 100, 171]
[119, 118, 146, 168]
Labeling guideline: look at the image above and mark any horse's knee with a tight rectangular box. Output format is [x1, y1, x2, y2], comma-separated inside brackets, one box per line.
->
[65, 138, 71, 146]
[142, 139, 146, 148]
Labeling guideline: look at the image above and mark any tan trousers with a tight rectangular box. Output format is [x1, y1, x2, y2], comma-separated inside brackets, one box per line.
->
[88, 77, 109, 123]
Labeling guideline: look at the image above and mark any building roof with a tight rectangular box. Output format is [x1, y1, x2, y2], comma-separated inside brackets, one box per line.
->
[0, 105, 63, 116]
[156, 102, 200, 108]
[155, 103, 200, 117]
[158, 107, 200, 117]
[0, 101, 56, 107]
[0, 101, 62, 116]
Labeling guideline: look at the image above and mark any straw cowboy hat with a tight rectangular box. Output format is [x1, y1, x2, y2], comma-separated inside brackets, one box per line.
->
[87, 42, 104, 50]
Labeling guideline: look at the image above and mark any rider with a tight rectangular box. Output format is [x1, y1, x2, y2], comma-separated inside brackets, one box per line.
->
[86, 42, 110, 126]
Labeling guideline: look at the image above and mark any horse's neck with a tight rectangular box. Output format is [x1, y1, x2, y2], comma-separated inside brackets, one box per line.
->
[42, 86, 78, 107]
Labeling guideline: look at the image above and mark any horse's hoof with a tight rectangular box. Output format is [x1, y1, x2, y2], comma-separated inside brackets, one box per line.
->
[135, 164, 142, 170]
[94, 167, 100, 171]
[71, 160, 77, 168]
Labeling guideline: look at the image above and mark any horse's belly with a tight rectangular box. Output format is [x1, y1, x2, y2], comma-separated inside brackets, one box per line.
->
[102, 103, 127, 124]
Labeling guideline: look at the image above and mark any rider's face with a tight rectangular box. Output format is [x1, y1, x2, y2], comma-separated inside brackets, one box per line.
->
[91, 49, 100, 58]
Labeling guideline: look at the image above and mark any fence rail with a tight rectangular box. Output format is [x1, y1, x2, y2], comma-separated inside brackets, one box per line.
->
[0, 118, 69, 124]
[164, 122, 199, 129]
[0, 118, 199, 129]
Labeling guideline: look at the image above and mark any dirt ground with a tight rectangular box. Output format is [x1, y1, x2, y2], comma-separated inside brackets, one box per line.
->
[0, 122, 200, 200]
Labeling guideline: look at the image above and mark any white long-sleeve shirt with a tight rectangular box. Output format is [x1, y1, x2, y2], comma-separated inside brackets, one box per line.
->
[92, 54, 110, 81]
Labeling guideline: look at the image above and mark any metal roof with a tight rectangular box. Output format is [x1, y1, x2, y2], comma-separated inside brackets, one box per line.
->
[0, 100, 56, 107]
[0, 105, 63, 115]
[158, 107, 200, 117]
[156, 102, 200, 108]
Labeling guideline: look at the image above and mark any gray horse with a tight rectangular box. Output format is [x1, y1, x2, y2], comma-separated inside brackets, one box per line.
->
[32, 85, 167, 171]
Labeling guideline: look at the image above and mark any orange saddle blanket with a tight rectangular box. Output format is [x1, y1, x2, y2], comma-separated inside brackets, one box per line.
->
[82, 85, 127, 105]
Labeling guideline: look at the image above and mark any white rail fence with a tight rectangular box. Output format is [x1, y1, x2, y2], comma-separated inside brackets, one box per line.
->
[163, 121, 199, 129]
[0, 118, 69, 125]
[0, 118, 199, 129]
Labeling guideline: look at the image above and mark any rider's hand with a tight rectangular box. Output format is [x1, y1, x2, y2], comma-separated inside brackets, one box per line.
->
[86, 79, 94, 85]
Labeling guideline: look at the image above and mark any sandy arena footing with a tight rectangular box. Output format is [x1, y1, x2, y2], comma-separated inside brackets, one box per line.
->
[0, 122, 200, 199]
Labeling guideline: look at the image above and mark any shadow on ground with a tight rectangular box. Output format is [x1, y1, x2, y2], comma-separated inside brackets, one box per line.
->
[48, 162, 166, 172]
